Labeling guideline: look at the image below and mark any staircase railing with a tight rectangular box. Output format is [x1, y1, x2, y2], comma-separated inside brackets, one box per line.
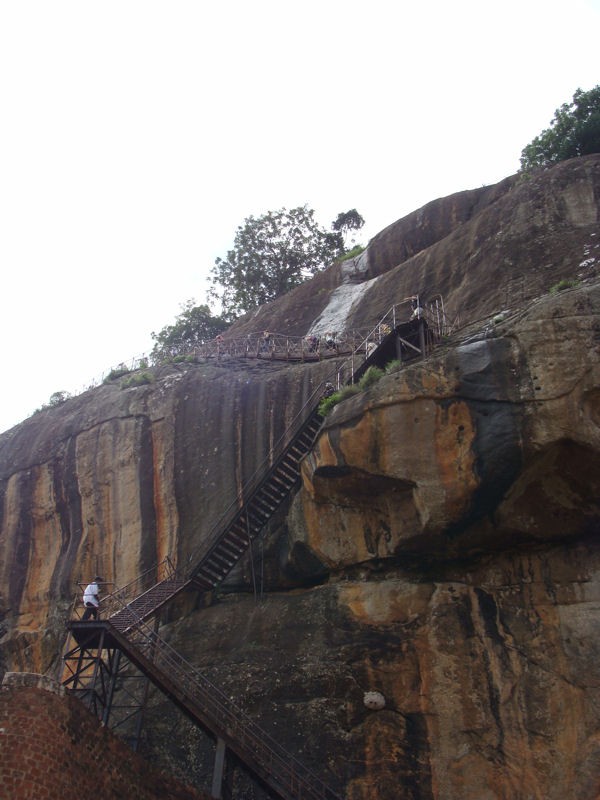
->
[64, 297, 453, 799]
[184, 384, 325, 576]
[150, 296, 453, 367]
[93, 297, 446, 616]
[70, 558, 179, 622]
[197, 299, 414, 537]
[89, 592, 343, 800]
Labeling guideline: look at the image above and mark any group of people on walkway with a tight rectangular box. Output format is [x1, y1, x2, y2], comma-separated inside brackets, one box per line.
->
[194, 294, 431, 368]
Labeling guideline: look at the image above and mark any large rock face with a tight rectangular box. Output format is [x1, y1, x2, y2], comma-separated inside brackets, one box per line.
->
[298, 285, 600, 561]
[286, 284, 600, 799]
[1, 156, 600, 799]
[0, 357, 334, 672]
[226, 155, 599, 337]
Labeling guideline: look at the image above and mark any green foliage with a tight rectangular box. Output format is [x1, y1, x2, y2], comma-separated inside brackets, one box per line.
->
[151, 300, 229, 363]
[103, 365, 131, 383]
[319, 367, 387, 416]
[47, 390, 71, 407]
[318, 384, 361, 416]
[358, 366, 384, 390]
[332, 209, 365, 245]
[520, 86, 600, 172]
[339, 384, 362, 400]
[121, 372, 154, 389]
[339, 245, 366, 262]
[318, 393, 340, 416]
[550, 278, 579, 294]
[209, 206, 344, 317]
[332, 209, 366, 253]
[384, 359, 402, 374]
[37, 390, 72, 412]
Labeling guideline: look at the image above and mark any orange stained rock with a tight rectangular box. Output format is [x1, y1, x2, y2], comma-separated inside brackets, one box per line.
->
[151, 419, 179, 565]
[338, 581, 433, 626]
[332, 411, 381, 473]
[299, 492, 360, 566]
[308, 430, 338, 473]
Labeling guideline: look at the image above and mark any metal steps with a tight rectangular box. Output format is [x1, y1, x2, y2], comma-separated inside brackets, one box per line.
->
[63, 313, 434, 799]
[64, 616, 342, 799]
[109, 577, 190, 632]
[189, 408, 322, 591]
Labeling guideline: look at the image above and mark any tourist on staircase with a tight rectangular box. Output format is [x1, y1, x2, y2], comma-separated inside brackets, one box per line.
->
[81, 576, 103, 620]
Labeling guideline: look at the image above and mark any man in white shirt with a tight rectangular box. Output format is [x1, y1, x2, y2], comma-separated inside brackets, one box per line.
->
[82, 576, 103, 620]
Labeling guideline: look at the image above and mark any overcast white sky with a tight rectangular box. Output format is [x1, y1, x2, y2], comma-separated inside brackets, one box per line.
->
[1, 0, 599, 433]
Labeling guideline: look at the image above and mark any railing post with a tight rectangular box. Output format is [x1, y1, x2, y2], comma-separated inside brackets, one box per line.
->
[395, 333, 403, 364]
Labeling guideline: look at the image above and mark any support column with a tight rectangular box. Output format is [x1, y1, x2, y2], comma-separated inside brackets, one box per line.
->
[211, 737, 227, 799]
[418, 319, 426, 357]
[102, 649, 122, 726]
[395, 335, 403, 363]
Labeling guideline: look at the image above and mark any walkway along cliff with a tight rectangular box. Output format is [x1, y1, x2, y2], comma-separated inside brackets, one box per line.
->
[1, 154, 600, 799]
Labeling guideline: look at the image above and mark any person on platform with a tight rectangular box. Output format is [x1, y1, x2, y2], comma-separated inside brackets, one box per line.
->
[325, 332, 338, 352]
[261, 331, 272, 354]
[411, 296, 424, 320]
[82, 576, 103, 620]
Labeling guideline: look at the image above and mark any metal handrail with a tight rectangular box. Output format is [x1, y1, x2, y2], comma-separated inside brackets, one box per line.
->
[70, 559, 178, 621]
[101, 594, 342, 800]
[99, 558, 179, 619]
[93, 297, 452, 611]
[65, 295, 454, 798]
[181, 300, 412, 571]
[151, 296, 453, 367]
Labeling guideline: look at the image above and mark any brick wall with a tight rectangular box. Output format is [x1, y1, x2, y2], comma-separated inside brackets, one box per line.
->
[0, 674, 209, 800]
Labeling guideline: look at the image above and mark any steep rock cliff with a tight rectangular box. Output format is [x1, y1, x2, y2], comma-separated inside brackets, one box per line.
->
[1, 156, 600, 799]
[155, 283, 600, 800]
[0, 357, 335, 673]
[226, 155, 599, 338]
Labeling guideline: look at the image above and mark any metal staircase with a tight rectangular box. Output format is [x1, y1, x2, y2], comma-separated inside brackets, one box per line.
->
[63, 378, 342, 798]
[63, 304, 438, 798]
[108, 577, 189, 632]
[65, 611, 341, 800]
[91, 396, 326, 634]
[190, 406, 323, 591]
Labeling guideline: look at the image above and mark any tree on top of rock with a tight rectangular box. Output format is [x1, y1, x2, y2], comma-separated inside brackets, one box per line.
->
[209, 206, 344, 317]
[332, 209, 365, 248]
[520, 85, 600, 172]
[150, 300, 229, 363]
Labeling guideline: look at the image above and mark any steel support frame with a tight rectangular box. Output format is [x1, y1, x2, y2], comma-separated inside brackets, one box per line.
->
[62, 630, 152, 751]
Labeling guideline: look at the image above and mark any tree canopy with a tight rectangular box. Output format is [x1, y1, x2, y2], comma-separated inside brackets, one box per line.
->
[332, 209, 365, 243]
[209, 206, 345, 317]
[150, 301, 229, 362]
[520, 85, 600, 172]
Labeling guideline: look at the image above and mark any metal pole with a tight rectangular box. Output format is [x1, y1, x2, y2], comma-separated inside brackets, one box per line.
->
[211, 737, 227, 799]
[419, 319, 426, 358]
[102, 649, 122, 727]
[395, 335, 403, 364]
